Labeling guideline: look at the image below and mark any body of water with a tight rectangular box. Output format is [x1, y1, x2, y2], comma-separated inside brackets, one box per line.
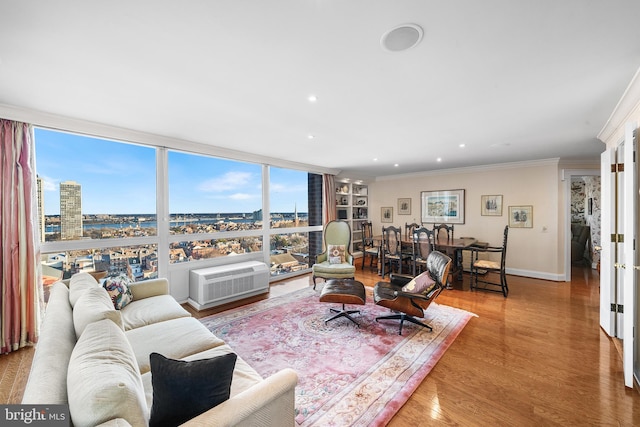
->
[44, 215, 308, 234]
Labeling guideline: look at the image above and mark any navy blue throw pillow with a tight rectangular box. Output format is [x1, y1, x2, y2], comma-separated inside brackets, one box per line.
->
[149, 351, 237, 427]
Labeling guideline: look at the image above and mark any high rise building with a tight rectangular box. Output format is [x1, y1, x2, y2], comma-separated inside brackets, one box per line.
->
[60, 181, 82, 240]
[36, 176, 45, 242]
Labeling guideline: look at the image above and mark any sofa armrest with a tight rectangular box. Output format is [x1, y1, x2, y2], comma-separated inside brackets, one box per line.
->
[182, 368, 298, 427]
[128, 278, 169, 300]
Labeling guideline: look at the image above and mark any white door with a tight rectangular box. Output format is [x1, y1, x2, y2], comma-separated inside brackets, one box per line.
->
[622, 123, 637, 388]
[600, 147, 615, 335]
[616, 142, 625, 339]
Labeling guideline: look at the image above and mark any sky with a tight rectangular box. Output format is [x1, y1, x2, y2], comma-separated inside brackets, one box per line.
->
[34, 128, 309, 215]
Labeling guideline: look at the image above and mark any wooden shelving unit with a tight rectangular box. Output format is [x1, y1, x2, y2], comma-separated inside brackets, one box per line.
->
[335, 180, 369, 257]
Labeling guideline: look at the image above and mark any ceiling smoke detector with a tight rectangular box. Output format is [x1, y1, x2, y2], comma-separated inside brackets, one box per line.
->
[381, 24, 424, 52]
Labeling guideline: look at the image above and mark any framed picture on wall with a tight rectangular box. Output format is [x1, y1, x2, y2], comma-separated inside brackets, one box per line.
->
[381, 207, 393, 223]
[398, 198, 411, 215]
[508, 205, 533, 228]
[420, 189, 465, 224]
[481, 195, 503, 216]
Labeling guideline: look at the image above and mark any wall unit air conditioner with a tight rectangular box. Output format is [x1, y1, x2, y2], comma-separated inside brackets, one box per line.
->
[188, 261, 269, 311]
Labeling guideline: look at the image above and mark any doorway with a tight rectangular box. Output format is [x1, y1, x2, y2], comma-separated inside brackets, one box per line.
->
[563, 169, 601, 282]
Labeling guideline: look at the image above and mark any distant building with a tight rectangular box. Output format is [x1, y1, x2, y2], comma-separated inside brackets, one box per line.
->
[60, 181, 82, 240]
[36, 176, 45, 242]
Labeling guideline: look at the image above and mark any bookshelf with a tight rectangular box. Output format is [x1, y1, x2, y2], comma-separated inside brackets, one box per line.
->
[335, 179, 369, 257]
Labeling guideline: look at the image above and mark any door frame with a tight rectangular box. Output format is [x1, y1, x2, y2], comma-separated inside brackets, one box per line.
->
[562, 168, 600, 282]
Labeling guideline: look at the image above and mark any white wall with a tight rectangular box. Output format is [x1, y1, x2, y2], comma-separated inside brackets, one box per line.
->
[368, 159, 565, 280]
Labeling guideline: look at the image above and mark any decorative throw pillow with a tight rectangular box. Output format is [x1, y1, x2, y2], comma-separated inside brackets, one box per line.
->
[103, 274, 134, 310]
[402, 270, 437, 295]
[327, 244, 346, 264]
[149, 352, 237, 427]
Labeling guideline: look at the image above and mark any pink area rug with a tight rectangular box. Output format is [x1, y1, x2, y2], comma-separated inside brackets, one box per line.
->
[201, 286, 474, 426]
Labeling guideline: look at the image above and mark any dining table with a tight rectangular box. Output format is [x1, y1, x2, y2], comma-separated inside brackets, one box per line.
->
[372, 235, 482, 289]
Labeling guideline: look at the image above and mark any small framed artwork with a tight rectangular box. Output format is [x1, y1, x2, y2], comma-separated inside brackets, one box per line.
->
[481, 195, 503, 216]
[420, 189, 465, 224]
[398, 198, 411, 215]
[508, 205, 533, 228]
[381, 207, 393, 223]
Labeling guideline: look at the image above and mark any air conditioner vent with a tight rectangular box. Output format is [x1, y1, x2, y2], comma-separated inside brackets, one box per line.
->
[188, 261, 269, 311]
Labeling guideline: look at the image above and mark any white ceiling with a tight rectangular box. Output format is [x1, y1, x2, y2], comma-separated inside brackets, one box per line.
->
[2, 1, 640, 178]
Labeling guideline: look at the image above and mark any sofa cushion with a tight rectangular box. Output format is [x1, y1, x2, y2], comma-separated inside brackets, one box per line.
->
[126, 316, 225, 374]
[22, 282, 75, 405]
[68, 319, 148, 427]
[120, 294, 191, 330]
[73, 287, 123, 339]
[103, 274, 134, 309]
[148, 351, 237, 427]
[68, 272, 100, 308]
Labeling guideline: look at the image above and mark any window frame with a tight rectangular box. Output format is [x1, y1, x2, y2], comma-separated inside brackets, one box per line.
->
[37, 128, 323, 283]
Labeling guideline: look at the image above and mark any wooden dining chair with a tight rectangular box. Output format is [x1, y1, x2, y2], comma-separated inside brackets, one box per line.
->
[433, 223, 455, 287]
[380, 226, 410, 278]
[403, 222, 421, 266]
[433, 223, 454, 242]
[361, 221, 379, 270]
[470, 225, 509, 297]
[411, 227, 435, 275]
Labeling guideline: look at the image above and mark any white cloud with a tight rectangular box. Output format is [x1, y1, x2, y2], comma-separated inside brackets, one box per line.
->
[198, 172, 253, 192]
[270, 182, 307, 193]
[229, 193, 255, 200]
[38, 175, 58, 191]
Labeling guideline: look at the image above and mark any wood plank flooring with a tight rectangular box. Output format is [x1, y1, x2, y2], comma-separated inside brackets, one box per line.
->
[2, 266, 639, 426]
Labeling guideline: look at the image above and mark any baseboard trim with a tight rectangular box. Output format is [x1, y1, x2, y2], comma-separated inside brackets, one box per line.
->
[506, 268, 565, 282]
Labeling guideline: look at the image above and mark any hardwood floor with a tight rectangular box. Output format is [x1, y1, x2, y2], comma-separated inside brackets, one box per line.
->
[2, 266, 639, 426]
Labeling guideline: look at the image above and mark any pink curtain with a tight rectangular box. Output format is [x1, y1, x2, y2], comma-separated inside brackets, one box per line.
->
[0, 119, 42, 354]
[323, 174, 336, 223]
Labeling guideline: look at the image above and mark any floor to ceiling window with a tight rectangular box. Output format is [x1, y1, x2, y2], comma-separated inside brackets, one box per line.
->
[35, 127, 322, 286]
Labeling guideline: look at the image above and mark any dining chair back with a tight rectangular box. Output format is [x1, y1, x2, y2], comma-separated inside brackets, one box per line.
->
[381, 225, 408, 277]
[404, 222, 420, 241]
[411, 226, 435, 275]
[361, 221, 379, 270]
[434, 223, 454, 242]
[470, 225, 509, 297]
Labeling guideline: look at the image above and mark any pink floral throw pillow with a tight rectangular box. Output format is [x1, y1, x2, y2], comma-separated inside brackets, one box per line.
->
[402, 271, 437, 295]
[103, 274, 134, 310]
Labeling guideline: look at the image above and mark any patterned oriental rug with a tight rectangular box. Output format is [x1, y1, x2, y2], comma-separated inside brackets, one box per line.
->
[201, 286, 475, 426]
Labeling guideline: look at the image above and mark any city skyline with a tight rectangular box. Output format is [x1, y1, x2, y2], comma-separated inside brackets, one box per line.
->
[35, 128, 311, 216]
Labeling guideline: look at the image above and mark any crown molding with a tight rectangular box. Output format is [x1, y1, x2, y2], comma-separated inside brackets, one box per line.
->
[597, 65, 640, 144]
[374, 158, 560, 182]
[0, 103, 340, 176]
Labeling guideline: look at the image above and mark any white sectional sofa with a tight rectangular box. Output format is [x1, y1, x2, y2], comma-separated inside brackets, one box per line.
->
[22, 273, 297, 427]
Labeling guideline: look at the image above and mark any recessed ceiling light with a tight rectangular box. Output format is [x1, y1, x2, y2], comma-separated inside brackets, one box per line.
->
[373, 158, 378, 162]
[394, 163, 399, 167]
[436, 157, 442, 162]
[381, 24, 424, 52]
[459, 144, 466, 148]
[308, 95, 317, 103]
[307, 134, 315, 139]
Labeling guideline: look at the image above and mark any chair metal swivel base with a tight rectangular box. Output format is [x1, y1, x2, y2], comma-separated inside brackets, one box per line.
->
[375, 313, 433, 335]
[319, 279, 366, 327]
[325, 304, 362, 327]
